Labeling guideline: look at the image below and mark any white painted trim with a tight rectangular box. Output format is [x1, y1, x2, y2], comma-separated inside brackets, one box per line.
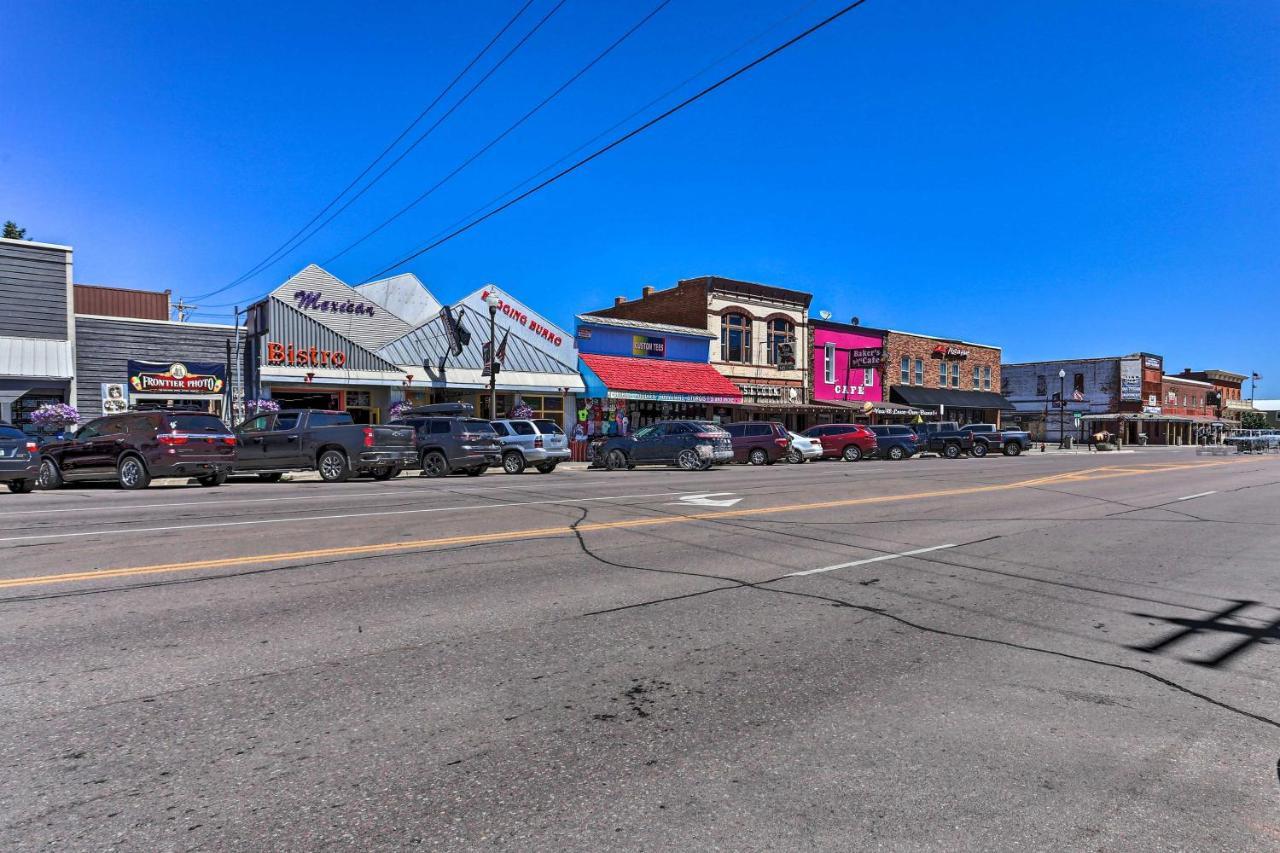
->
[75, 313, 243, 331]
[0, 236, 73, 251]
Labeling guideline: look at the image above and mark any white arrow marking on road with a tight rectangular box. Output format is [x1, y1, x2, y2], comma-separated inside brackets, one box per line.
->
[788, 544, 958, 577]
[669, 492, 743, 508]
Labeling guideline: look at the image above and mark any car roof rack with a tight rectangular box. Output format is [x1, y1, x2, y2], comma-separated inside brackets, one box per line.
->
[402, 402, 474, 416]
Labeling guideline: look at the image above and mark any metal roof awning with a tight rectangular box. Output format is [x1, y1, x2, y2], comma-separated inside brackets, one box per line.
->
[890, 386, 1017, 411]
[0, 336, 74, 380]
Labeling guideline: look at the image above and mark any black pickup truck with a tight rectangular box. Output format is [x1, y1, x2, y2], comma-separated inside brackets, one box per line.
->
[959, 423, 1032, 457]
[233, 409, 417, 482]
[913, 422, 975, 459]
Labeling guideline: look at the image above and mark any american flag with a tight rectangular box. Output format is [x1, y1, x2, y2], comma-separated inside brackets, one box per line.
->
[1253, 372, 1263, 381]
[1072, 390, 1085, 401]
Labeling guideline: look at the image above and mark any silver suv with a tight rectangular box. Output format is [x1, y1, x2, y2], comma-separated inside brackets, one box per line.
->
[491, 419, 570, 474]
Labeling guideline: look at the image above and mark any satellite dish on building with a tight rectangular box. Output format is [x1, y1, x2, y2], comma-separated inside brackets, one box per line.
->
[851, 316, 860, 326]
[818, 310, 832, 320]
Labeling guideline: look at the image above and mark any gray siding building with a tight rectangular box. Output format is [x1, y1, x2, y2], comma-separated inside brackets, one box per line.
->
[0, 237, 76, 425]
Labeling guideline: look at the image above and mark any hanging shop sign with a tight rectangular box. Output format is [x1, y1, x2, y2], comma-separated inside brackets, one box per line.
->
[265, 341, 349, 368]
[101, 383, 129, 414]
[846, 347, 883, 367]
[1120, 358, 1142, 402]
[631, 335, 666, 358]
[606, 389, 740, 405]
[293, 290, 376, 318]
[127, 361, 226, 396]
[931, 345, 969, 359]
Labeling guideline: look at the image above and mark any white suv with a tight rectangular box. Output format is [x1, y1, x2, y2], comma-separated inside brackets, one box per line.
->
[490, 419, 571, 474]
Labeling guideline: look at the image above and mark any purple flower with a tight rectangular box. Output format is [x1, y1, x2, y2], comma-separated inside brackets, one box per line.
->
[389, 400, 415, 419]
[30, 403, 80, 428]
[245, 399, 280, 415]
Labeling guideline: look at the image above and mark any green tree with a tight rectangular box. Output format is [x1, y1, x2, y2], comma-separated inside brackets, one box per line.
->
[2, 221, 27, 240]
[1241, 410, 1267, 429]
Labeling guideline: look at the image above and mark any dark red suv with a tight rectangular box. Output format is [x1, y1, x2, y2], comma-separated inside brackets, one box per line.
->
[723, 421, 791, 465]
[800, 423, 878, 461]
[38, 411, 237, 490]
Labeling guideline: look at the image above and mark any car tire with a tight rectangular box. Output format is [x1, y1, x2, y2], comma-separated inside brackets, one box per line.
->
[7, 479, 35, 494]
[787, 449, 804, 464]
[535, 462, 557, 474]
[842, 445, 863, 462]
[117, 456, 151, 490]
[887, 445, 905, 461]
[1004, 442, 1022, 457]
[371, 467, 401, 481]
[943, 442, 962, 460]
[421, 450, 448, 478]
[198, 471, 228, 487]
[317, 449, 350, 483]
[465, 465, 487, 477]
[605, 449, 629, 471]
[970, 442, 988, 458]
[676, 449, 703, 470]
[502, 452, 526, 475]
[37, 459, 62, 490]
[749, 448, 768, 466]
[258, 472, 284, 483]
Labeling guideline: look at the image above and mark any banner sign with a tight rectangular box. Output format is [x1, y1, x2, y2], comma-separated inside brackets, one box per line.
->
[931, 344, 969, 359]
[607, 389, 740, 405]
[631, 335, 666, 358]
[101, 383, 129, 414]
[846, 347, 883, 367]
[438, 306, 465, 356]
[1120, 358, 1142, 402]
[127, 361, 225, 396]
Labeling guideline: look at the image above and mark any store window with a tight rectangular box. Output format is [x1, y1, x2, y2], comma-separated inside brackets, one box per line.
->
[972, 366, 980, 389]
[950, 362, 960, 388]
[520, 395, 565, 421]
[914, 359, 924, 385]
[862, 368, 874, 387]
[721, 313, 752, 363]
[346, 390, 377, 425]
[767, 318, 795, 365]
[899, 355, 910, 384]
[826, 344, 837, 385]
[983, 366, 991, 390]
[939, 360, 947, 386]
[1036, 375, 1047, 396]
[1073, 373, 1085, 394]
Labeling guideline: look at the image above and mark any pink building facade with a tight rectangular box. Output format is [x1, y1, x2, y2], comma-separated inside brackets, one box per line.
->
[811, 321, 886, 403]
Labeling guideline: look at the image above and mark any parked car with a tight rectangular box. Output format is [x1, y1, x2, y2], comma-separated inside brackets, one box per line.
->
[800, 423, 878, 461]
[389, 403, 503, 478]
[235, 409, 416, 482]
[723, 421, 791, 465]
[0, 421, 41, 493]
[912, 422, 975, 459]
[786, 431, 823, 463]
[491, 418, 571, 474]
[867, 425, 922, 460]
[38, 411, 237, 490]
[959, 423, 1031, 457]
[594, 421, 733, 471]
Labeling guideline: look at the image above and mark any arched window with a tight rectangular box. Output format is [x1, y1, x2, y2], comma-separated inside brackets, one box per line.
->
[766, 318, 795, 366]
[721, 313, 752, 363]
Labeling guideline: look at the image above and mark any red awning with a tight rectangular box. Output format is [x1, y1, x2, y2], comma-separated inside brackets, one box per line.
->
[580, 353, 742, 404]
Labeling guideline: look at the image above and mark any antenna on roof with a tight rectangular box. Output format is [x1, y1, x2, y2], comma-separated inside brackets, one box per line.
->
[850, 316, 860, 326]
[818, 310, 832, 320]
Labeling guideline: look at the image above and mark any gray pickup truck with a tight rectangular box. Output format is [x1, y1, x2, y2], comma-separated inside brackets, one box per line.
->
[959, 423, 1031, 457]
[233, 409, 417, 482]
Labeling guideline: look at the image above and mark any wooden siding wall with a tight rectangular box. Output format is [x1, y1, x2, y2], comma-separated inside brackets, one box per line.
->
[0, 241, 71, 340]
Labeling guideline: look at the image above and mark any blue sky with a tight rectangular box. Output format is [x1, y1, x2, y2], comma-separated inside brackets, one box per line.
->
[3, 1, 1277, 394]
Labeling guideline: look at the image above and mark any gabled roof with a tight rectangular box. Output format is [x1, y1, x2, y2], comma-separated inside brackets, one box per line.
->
[355, 273, 442, 327]
[271, 264, 413, 350]
[378, 304, 578, 376]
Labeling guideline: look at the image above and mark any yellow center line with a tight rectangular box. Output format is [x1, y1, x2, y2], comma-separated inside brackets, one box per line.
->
[0, 457, 1261, 591]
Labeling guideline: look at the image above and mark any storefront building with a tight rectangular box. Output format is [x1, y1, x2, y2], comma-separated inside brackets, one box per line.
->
[807, 319, 929, 423]
[583, 275, 817, 429]
[883, 330, 1012, 425]
[1160, 374, 1221, 443]
[1174, 368, 1251, 429]
[0, 237, 76, 428]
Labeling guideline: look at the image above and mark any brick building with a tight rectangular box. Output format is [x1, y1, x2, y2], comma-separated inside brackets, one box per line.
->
[1160, 374, 1220, 443]
[1174, 368, 1251, 429]
[882, 330, 1011, 425]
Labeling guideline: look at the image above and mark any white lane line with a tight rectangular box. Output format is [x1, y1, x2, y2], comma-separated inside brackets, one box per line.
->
[0, 490, 698, 544]
[787, 544, 958, 577]
[1176, 491, 1218, 501]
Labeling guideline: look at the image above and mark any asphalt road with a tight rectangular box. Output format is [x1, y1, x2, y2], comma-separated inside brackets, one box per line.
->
[2, 448, 1278, 851]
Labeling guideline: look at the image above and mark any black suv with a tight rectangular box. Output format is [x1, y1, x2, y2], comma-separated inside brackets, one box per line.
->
[389, 403, 503, 478]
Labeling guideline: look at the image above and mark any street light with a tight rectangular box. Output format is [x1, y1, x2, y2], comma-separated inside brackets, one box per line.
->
[1058, 368, 1066, 448]
[484, 289, 501, 419]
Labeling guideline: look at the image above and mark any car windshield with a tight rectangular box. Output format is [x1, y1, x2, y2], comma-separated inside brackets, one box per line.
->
[534, 419, 564, 435]
[462, 419, 496, 435]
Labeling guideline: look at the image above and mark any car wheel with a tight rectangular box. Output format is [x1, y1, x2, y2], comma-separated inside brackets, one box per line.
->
[7, 479, 35, 494]
[605, 449, 629, 471]
[37, 459, 62, 490]
[371, 466, 401, 481]
[676, 449, 703, 470]
[1004, 442, 1022, 457]
[421, 450, 448, 478]
[787, 449, 804, 464]
[749, 448, 768, 466]
[842, 445, 863, 462]
[502, 451, 526, 475]
[317, 449, 350, 483]
[887, 445, 905, 461]
[970, 442, 988, 458]
[258, 472, 284, 483]
[535, 462, 557, 474]
[117, 456, 151, 490]
[465, 465, 487, 477]
[198, 471, 228, 487]
[943, 442, 962, 460]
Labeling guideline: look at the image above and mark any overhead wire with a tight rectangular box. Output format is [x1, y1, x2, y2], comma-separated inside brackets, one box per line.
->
[363, 0, 871, 281]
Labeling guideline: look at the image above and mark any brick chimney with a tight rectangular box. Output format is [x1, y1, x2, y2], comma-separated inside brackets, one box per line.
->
[642, 286, 654, 297]
[614, 296, 626, 307]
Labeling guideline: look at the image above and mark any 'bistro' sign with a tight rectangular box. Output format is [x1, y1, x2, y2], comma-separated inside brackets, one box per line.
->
[266, 342, 349, 368]
[127, 360, 225, 396]
[294, 290, 376, 318]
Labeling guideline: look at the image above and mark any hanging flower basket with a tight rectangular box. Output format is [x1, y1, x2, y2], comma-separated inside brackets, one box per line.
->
[389, 400, 415, 420]
[245, 399, 280, 416]
[30, 403, 80, 430]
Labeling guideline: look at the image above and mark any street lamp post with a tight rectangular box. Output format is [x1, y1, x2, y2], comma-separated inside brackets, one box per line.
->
[1058, 368, 1066, 448]
[484, 289, 500, 419]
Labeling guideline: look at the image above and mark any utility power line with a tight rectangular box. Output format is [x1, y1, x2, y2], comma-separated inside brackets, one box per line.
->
[190, 0, 557, 302]
[322, 0, 671, 266]
[364, 0, 871, 281]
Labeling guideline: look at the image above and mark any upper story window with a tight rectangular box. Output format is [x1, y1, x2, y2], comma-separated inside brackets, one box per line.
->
[900, 355, 910, 384]
[938, 360, 947, 386]
[950, 362, 960, 388]
[914, 359, 924, 385]
[983, 366, 992, 390]
[721, 313, 752, 363]
[863, 368, 875, 387]
[824, 343, 836, 384]
[972, 366, 980, 389]
[767, 318, 795, 366]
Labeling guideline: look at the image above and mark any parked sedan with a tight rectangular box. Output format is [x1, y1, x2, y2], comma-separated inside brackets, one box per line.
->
[800, 423, 878, 461]
[0, 421, 41, 493]
[786, 431, 823, 463]
[491, 418, 571, 474]
[594, 421, 733, 471]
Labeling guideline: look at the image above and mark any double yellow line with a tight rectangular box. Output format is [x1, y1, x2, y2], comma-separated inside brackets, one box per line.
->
[0, 457, 1256, 591]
